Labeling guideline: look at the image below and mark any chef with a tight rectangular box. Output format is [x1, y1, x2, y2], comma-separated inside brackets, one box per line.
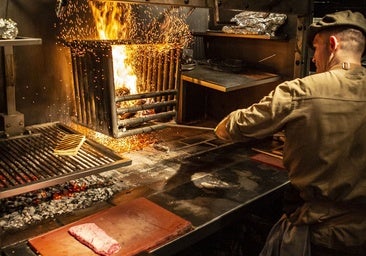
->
[215, 10, 366, 256]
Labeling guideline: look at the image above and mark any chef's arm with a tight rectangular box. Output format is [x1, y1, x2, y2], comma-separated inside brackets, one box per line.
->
[214, 81, 294, 142]
[214, 113, 253, 142]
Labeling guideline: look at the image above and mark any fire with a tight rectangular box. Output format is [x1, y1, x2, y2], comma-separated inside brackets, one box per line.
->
[88, 1, 192, 96]
[89, 1, 137, 94]
[59, 1, 192, 96]
[58, 1, 192, 144]
[112, 46, 137, 94]
[89, 1, 132, 40]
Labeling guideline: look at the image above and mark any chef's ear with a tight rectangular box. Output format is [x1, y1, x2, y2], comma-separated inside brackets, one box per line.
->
[329, 35, 339, 52]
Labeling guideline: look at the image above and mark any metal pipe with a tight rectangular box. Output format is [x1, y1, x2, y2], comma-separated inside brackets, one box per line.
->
[156, 53, 163, 102]
[117, 110, 176, 128]
[115, 89, 177, 102]
[116, 100, 177, 115]
[117, 124, 167, 138]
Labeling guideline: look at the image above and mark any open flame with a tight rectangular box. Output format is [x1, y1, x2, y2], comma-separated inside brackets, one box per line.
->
[112, 46, 137, 94]
[59, 1, 192, 96]
[89, 1, 132, 40]
[89, 2, 137, 94]
[59, 1, 192, 147]
[88, 1, 192, 95]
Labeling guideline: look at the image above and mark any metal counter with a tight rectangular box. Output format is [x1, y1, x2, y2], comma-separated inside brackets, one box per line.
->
[1, 129, 289, 256]
[148, 142, 289, 255]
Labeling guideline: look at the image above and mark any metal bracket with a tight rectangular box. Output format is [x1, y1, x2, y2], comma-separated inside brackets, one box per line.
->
[0, 37, 42, 137]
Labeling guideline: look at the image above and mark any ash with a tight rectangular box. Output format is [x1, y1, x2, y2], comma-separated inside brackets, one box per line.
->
[0, 171, 125, 231]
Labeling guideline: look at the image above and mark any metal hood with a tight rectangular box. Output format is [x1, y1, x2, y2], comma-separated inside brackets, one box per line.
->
[88, 0, 211, 8]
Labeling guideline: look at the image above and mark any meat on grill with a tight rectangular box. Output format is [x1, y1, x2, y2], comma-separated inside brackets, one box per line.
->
[68, 223, 121, 256]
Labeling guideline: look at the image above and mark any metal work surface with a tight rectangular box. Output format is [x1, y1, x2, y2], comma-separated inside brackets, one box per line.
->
[147, 142, 289, 255]
[182, 65, 280, 92]
[0, 122, 131, 199]
[0, 127, 288, 256]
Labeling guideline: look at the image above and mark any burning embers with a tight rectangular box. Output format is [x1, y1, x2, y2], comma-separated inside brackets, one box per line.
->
[59, 1, 191, 138]
[0, 172, 124, 231]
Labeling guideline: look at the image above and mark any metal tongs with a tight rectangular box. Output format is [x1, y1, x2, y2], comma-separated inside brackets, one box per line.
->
[154, 121, 215, 131]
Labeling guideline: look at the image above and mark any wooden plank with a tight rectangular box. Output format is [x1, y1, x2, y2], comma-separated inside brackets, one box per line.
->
[29, 197, 193, 256]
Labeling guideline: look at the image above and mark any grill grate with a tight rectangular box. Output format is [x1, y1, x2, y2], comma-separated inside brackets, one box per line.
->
[0, 122, 131, 199]
[69, 41, 181, 138]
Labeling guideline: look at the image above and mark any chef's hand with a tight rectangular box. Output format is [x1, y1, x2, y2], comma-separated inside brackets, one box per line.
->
[214, 117, 232, 141]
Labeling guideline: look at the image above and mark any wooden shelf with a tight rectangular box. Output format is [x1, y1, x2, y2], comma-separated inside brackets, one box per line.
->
[193, 31, 287, 40]
[181, 65, 281, 92]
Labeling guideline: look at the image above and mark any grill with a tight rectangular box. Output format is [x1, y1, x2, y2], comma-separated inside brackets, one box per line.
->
[69, 40, 182, 138]
[0, 1, 317, 254]
[0, 122, 131, 199]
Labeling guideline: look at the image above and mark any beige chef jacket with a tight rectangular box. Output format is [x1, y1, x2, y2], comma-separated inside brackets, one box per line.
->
[221, 64, 366, 250]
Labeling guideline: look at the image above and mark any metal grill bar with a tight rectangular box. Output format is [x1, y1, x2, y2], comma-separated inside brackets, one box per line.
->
[117, 123, 167, 138]
[117, 100, 177, 115]
[71, 45, 115, 136]
[118, 110, 176, 128]
[0, 122, 131, 199]
[115, 89, 177, 102]
[114, 47, 180, 137]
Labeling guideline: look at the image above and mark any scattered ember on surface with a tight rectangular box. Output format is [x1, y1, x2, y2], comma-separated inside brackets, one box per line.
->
[67, 122, 158, 154]
[0, 174, 122, 231]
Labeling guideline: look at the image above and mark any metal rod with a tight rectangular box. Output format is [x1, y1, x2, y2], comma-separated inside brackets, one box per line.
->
[258, 54, 276, 63]
[115, 89, 177, 102]
[155, 122, 215, 131]
[117, 124, 167, 138]
[117, 100, 176, 115]
[71, 51, 82, 124]
[156, 53, 163, 102]
[172, 48, 181, 110]
[163, 53, 169, 102]
[142, 49, 148, 92]
[117, 110, 176, 128]
[4, 45, 16, 114]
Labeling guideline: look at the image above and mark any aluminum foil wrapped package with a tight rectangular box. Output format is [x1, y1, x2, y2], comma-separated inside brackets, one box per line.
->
[0, 18, 19, 39]
[222, 11, 287, 36]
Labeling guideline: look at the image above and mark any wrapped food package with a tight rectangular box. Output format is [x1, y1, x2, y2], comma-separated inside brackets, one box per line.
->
[222, 11, 287, 36]
[0, 18, 18, 39]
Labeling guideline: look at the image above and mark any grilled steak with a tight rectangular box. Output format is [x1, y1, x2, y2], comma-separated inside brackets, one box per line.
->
[68, 223, 121, 256]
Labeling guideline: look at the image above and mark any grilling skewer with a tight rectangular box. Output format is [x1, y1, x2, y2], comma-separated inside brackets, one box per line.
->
[258, 54, 276, 63]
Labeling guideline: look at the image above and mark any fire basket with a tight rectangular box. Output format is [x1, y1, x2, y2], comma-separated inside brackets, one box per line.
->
[68, 40, 182, 138]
